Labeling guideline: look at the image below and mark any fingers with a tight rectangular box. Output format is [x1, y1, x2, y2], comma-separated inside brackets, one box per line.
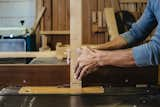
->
[75, 63, 84, 79]
[74, 60, 79, 73]
[76, 63, 97, 80]
[77, 64, 90, 80]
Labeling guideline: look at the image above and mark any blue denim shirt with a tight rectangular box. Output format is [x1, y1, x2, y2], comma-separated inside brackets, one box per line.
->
[121, 0, 160, 67]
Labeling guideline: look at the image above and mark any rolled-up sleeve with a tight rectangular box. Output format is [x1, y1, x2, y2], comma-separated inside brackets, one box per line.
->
[121, 0, 157, 45]
[133, 28, 160, 66]
[120, 0, 160, 67]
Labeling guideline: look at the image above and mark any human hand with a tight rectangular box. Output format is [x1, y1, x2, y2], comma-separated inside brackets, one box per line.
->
[74, 47, 104, 80]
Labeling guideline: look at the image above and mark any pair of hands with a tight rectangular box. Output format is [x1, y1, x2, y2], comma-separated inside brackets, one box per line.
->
[74, 47, 106, 80]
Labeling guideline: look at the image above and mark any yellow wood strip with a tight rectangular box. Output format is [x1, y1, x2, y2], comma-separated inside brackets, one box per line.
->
[19, 87, 104, 94]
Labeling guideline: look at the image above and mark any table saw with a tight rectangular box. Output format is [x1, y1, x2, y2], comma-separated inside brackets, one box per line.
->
[0, 86, 160, 107]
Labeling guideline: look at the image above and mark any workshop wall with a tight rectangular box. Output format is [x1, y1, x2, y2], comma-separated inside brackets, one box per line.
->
[0, 0, 35, 28]
[36, 0, 147, 49]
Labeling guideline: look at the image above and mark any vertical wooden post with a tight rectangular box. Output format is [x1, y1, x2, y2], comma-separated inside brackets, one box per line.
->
[70, 0, 82, 88]
[42, 35, 48, 49]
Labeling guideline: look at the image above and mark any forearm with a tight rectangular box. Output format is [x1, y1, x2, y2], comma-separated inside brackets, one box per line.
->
[97, 49, 136, 67]
[96, 36, 128, 50]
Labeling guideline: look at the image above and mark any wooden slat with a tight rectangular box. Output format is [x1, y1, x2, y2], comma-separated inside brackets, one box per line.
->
[119, 0, 147, 3]
[40, 31, 70, 35]
[0, 51, 56, 58]
[70, 0, 82, 88]
[58, 0, 65, 31]
[52, 0, 58, 31]
[97, 0, 105, 44]
[82, 0, 90, 44]
[19, 86, 104, 94]
[66, 0, 70, 31]
[104, 8, 119, 41]
[43, 0, 52, 30]
[35, 0, 44, 49]
[110, 0, 121, 12]
[43, 0, 52, 44]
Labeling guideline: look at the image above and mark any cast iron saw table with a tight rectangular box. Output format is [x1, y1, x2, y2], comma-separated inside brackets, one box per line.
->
[0, 86, 160, 107]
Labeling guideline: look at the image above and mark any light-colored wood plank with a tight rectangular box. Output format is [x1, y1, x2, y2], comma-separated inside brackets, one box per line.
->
[70, 0, 82, 88]
[97, 0, 105, 44]
[0, 51, 56, 58]
[98, 11, 103, 28]
[41, 35, 50, 50]
[104, 8, 119, 41]
[31, 6, 46, 34]
[92, 11, 97, 24]
[19, 86, 104, 94]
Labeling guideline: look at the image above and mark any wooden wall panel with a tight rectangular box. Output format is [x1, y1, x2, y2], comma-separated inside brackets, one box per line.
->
[82, 0, 90, 44]
[90, 0, 98, 44]
[36, 0, 147, 49]
[97, 0, 105, 44]
[43, 0, 52, 30]
[51, 0, 70, 49]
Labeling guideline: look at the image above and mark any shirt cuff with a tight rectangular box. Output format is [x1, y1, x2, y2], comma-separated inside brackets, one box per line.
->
[132, 44, 150, 67]
[120, 32, 135, 45]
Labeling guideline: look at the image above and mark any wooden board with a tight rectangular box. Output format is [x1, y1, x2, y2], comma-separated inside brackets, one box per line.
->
[104, 8, 119, 41]
[35, 0, 45, 49]
[0, 51, 56, 58]
[0, 64, 70, 86]
[19, 86, 104, 94]
[40, 31, 70, 35]
[119, 0, 147, 3]
[70, 0, 82, 88]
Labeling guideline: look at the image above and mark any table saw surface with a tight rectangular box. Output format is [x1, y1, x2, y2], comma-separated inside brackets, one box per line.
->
[0, 86, 160, 107]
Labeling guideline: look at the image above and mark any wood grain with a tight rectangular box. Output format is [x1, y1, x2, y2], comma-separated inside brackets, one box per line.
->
[19, 86, 104, 94]
[70, 0, 83, 88]
[0, 65, 70, 86]
[36, 0, 147, 48]
[104, 8, 119, 40]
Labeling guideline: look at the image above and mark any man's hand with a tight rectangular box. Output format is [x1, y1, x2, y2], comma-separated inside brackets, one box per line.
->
[74, 47, 100, 80]
[74, 47, 136, 80]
